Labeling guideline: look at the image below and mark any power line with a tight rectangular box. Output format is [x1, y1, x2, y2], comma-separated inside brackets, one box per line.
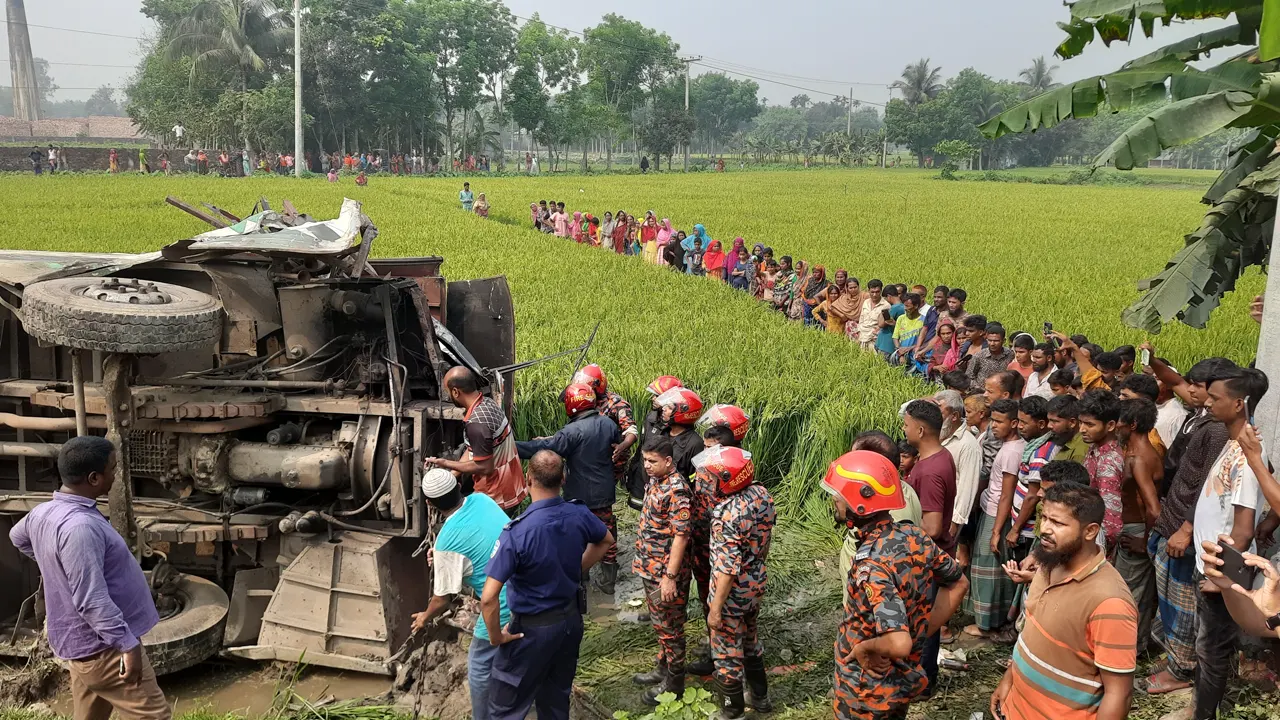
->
[694, 58, 888, 88]
[0, 59, 135, 69]
[0, 18, 142, 40]
[696, 61, 885, 106]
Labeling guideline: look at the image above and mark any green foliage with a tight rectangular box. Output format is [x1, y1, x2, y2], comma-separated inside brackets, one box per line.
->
[580, 14, 681, 114]
[934, 139, 977, 178]
[979, 0, 1280, 331]
[690, 73, 763, 147]
[612, 688, 717, 720]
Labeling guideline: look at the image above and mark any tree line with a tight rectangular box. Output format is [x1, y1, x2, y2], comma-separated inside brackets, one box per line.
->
[884, 57, 1243, 171]
[81, 0, 1246, 172]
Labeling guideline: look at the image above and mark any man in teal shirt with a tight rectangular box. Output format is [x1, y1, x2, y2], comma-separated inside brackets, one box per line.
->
[412, 468, 510, 720]
[875, 285, 905, 359]
[460, 182, 475, 211]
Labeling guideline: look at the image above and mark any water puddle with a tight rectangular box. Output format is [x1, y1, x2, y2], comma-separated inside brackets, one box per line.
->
[46, 661, 392, 717]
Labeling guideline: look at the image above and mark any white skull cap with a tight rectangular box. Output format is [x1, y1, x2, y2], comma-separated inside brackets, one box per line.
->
[421, 467, 458, 498]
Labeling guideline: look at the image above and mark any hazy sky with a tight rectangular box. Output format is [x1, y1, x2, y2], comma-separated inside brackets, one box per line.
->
[3, 0, 1232, 103]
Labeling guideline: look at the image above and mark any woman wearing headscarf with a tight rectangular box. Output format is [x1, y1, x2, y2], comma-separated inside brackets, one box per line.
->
[726, 237, 746, 269]
[601, 212, 616, 252]
[530, 203, 540, 229]
[702, 240, 727, 281]
[612, 211, 629, 253]
[827, 271, 864, 340]
[799, 265, 827, 327]
[814, 283, 847, 334]
[473, 193, 489, 219]
[655, 219, 673, 266]
[748, 244, 765, 296]
[683, 224, 709, 253]
[787, 260, 810, 321]
[627, 215, 641, 255]
[667, 231, 686, 270]
[922, 319, 959, 379]
[771, 256, 798, 315]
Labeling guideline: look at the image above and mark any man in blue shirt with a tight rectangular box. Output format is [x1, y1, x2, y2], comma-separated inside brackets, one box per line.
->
[480, 450, 613, 720]
[10, 436, 168, 720]
[460, 182, 475, 211]
[516, 383, 621, 592]
[411, 468, 511, 720]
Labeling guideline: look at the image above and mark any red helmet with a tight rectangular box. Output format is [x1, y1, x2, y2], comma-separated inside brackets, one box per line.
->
[572, 364, 608, 397]
[646, 375, 684, 396]
[696, 404, 750, 442]
[822, 450, 905, 520]
[656, 387, 703, 426]
[695, 446, 755, 496]
[562, 383, 597, 417]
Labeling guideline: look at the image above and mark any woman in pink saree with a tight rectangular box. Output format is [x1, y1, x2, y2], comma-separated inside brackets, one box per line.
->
[655, 219, 674, 265]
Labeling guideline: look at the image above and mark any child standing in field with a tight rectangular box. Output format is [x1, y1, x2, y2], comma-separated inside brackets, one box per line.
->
[327, 168, 338, 182]
[686, 239, 706, 276]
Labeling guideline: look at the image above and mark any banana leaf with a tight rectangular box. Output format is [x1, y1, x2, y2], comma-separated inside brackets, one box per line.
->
[1123, 19, 1260, 67]
[979, 61, 1242, 138]
[1122, 156, 1280, 332]
[1202, 126, 1280, 203]
[1095, 90, 1255, 169]
[1264, 0, 1280, 60]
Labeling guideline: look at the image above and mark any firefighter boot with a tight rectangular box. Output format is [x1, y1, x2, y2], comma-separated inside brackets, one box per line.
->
[594, 561, 619, 595]
[713, 678, 746, 720]
[686, 641, 713, 676]
[743, 655, 773, 712]
[632, 658, 667, 686]
[643, 666, 686, 706]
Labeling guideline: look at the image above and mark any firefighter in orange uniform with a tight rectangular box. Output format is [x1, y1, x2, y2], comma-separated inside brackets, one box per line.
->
[824, 450, 969, 720]
[699, 445, 775, 719]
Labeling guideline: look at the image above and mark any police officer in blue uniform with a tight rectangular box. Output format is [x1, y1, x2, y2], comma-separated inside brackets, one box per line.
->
[480, 449, 614, 720]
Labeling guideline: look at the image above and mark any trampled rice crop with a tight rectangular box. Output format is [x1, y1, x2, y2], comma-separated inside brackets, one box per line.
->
[0, 170, 1260, 533]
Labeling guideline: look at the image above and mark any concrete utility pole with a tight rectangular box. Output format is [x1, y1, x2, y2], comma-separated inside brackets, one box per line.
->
[1254, 215, 1280, 469]
[847, 88, 852, 135]
[881, 85, 892, 168]
[681, 55, 701, 172]
[293, 0, 304, 178]
[7, 0, 40, 121]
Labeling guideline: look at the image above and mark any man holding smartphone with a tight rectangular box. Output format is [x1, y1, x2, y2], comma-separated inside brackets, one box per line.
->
[9, 437, 169, 720]
[1188, 367, 1269, 720]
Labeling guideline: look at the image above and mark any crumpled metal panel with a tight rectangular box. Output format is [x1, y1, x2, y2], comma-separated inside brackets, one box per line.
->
[0, 250, 163, 287]
[166, 198, 364, 257]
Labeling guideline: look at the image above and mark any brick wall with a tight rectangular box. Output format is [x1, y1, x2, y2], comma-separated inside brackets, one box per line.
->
[0, 146, 162, 172]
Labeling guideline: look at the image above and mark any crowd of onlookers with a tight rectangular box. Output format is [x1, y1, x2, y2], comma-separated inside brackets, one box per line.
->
[526, 194, 1280, 719]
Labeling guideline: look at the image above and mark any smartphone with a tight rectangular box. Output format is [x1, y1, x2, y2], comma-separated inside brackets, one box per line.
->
[1218, 543, 1258, 589]
[118, 656, 126, 677]
[1042, 322, 1053, 336]
[1140, 348, 1151, 366]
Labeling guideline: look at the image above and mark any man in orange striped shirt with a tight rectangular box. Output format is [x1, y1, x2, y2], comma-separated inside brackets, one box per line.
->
[991, 483, 1137, 720]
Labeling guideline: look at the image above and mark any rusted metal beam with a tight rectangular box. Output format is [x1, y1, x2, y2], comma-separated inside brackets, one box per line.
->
[165, 195, 227, 229]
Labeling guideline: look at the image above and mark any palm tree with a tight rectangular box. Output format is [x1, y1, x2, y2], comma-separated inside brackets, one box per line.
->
[892, 59, 944, 107]
[167, 0, 292, 159]
[1019, 56, 1060, 96]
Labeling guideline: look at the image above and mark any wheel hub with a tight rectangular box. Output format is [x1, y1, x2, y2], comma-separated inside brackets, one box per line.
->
[83, 278, 172, 305]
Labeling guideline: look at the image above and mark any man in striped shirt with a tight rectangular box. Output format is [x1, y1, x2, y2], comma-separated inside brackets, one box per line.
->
[991, 483, 1137, 720]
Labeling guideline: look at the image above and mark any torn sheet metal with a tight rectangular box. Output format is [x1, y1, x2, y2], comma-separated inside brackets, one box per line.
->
[163, 198, 365, 259]
[0, 250, 164, 288]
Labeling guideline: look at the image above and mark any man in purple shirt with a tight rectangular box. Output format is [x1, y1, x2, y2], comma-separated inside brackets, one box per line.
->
[9, 436, 169, 720]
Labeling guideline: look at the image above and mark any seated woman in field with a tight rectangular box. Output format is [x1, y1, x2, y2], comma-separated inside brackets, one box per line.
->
[473, 193, 489, 219]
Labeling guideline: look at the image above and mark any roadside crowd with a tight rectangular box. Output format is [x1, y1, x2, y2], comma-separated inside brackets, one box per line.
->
[12, 285, 1280, 720]
[525, 198, 989, 376]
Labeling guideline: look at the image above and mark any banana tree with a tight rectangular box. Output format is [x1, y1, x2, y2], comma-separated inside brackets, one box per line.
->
[979, 0, 1280, 332]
